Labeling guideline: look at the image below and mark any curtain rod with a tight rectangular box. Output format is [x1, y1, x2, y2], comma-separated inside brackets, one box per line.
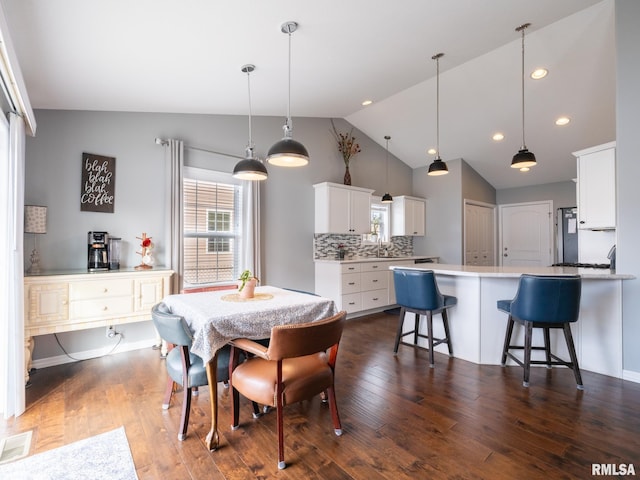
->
[155, 137, 244, 160]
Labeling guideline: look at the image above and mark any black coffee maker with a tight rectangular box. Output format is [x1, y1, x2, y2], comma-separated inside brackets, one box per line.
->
[88, 231, 109, 271]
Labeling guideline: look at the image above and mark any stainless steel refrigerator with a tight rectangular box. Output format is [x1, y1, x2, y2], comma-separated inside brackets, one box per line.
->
[556, 207, 579, 263]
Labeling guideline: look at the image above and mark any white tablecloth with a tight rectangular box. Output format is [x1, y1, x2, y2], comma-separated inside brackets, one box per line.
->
[162, 286, 338, 363]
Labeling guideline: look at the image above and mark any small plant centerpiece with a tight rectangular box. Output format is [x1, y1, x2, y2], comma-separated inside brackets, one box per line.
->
[238, 269, 259, 299]
[330, 119, 361, 185]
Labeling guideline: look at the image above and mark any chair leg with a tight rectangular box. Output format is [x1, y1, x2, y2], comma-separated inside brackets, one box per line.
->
[230, 346, 241, 430]
[523, 322, 533, 387]
[426, 311, 435, 368]
[563, 323, 584, 390]
[393, 307, 406, 354]
[501, 316, 515, 366]
[162, 376, 175, 409]
[413, 312, 420, 345]
[178, 384, 192, 441]
[276, 378, 286, 469]
[326, 384, 343, 436]
[441, 309, 453, 356]
[543, 327, 552, 368]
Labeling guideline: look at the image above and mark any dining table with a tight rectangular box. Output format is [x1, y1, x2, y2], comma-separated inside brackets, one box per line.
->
[161, 285, 338, 450]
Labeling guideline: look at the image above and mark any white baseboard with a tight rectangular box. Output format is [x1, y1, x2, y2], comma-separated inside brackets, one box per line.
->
[31, 339, 159, 370]
[622, 369, 640, 384]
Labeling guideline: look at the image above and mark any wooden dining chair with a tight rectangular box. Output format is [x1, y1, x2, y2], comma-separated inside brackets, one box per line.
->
[228, 310, 347, 470]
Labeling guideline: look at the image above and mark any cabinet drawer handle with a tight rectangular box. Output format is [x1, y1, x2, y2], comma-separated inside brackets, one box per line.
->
[373, 297, 379, 301]
[348, 302, 356, 305]
[372, 266, 378, 269]
[348, 267, 355, 271]
[103, 306, 108, 311]
[103, 288, 108, 293]
[373, 279, 378, 283]
[348, 282, 356, 286]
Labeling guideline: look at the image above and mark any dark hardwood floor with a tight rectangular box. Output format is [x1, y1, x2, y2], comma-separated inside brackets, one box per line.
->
[2, 311, 640, 479]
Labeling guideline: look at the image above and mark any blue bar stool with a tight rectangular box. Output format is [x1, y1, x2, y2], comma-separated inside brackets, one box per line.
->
[393, 268, 456, 367]
[497, 274, 583, 389]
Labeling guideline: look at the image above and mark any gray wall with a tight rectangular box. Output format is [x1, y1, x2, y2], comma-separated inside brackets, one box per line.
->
[26, 111, 413, 360]
[412, 158, 496, 264]
[616, 0, 640, 375]
[496, 181, 576, 209]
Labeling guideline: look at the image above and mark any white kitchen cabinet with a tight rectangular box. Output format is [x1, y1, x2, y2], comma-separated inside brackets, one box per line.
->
[391, 195, 426, 236]
[315, 260, 391, 316]
[573, 142, 616, 230]
[314, 182, 374, 234]
[24, 268, 173, 383]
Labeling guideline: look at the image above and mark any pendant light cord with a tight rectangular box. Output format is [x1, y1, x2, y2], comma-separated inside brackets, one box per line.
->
[432, 53, 444, 159]
[385, 135, 390, 189]
[287, 29, 292, 128]
[516, 23, 530, 149]
[247, 68, 253, 148]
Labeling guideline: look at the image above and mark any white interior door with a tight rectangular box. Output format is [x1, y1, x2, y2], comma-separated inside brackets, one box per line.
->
[499, 201, 553, 266]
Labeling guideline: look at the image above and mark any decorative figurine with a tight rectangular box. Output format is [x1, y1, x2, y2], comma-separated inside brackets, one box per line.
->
[135, 232, 154, 270]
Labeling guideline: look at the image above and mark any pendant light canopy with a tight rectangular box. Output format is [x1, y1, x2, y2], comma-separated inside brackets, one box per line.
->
[266, 21, 309, 167]
[511, 23, 537, 170]
[381, 135, 393, 203]
[233, 64, 268, 181]
[428, 53, 449, 176]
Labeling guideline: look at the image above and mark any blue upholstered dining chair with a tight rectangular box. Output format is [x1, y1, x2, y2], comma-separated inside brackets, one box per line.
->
[392, 268, 457, 368]
[151, 302, 234, 441]
[497, 274, 583, 389]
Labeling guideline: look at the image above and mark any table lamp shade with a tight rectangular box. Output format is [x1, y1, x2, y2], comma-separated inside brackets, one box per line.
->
[25, 205, 47, 234]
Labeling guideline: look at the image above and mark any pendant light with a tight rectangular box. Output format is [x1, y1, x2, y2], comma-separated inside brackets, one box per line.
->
[233, 64, 268, 181]
[381, 135, 393, 203]
[511, 23, 537, 170]
[427, 53, 448, 176]
[266, 21, 309, 167]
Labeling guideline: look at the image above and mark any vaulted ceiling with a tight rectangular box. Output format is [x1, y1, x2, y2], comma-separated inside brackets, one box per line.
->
[1, 0, 614, 189]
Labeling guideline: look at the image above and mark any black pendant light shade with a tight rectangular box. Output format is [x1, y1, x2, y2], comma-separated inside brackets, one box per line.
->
[427, 53, 448, 177]
[511, 23, 537, 170]
[511, 148, 536, 168]
[428, 157, 449, 176]
[233, 64, 268, 181]
[381, 135, 393, 203]
[266, 21, 309, 167]
[233, 147, 268, 181]
[266, 133, 309, 167]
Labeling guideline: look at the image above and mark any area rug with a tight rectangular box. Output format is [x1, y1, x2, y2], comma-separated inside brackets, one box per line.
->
[0, 426, 138, 480]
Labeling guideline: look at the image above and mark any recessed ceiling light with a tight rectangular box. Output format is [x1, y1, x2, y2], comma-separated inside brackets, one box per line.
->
[531, 68, 548, 79]
[492, 132, 505, 141]
[555, 116, 571, 126]
[520, 167, 530, 172]
[361, 99, 373, 106]
[427, 148, 437, 155]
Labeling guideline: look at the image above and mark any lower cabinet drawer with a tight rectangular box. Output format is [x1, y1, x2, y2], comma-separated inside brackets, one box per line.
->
[361, 271, 388, 291]
[341, 273, 361, 294]
[361, 289, 388, 311]
[70, 279, 134, 300]
[341, 293, 361, 313]
[69, 296, 134, 319]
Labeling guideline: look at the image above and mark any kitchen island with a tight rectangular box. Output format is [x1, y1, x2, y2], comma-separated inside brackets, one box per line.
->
[389, 264, 634, 379]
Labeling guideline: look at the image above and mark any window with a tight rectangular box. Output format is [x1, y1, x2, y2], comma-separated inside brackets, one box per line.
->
[363, 201, 391, 244]
[183, 168, 243, 286]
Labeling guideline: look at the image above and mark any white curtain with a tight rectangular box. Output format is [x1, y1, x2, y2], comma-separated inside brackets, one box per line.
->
[166, 139, 184, 293]
[242, 180, 262, 280]
[0, 112, 26, 418]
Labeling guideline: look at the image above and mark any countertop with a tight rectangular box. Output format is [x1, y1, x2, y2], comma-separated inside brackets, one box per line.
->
[314, 255, 438, 264]
[390, 263, 634, 280]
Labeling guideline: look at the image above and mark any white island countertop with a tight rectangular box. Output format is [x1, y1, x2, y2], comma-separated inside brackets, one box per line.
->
[389, 263, 634, 280]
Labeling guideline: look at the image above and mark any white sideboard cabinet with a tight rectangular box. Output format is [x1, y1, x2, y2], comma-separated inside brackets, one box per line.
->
[314, 182, 374, 234]
[391, 195, 426, 236]
[24, 268, 173, 383]
[573, 141, 616, 230]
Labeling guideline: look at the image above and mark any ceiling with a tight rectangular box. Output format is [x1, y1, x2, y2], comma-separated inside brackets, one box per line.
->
[1, 0, 615, 190]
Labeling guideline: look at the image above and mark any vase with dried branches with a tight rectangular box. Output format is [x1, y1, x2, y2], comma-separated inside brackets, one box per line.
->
[330, 119, 361, 185]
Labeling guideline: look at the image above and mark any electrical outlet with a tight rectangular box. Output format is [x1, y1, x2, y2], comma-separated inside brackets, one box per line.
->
[106, 326, 116, 338]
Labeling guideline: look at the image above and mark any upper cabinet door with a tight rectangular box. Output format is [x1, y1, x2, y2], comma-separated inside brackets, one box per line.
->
[391, 196, 426, 236]
[314, 182, 374, 234]
[574, 142, 616, 230]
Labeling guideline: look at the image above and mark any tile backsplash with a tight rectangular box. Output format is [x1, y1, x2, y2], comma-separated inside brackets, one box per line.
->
[314, 234, 413, 259]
